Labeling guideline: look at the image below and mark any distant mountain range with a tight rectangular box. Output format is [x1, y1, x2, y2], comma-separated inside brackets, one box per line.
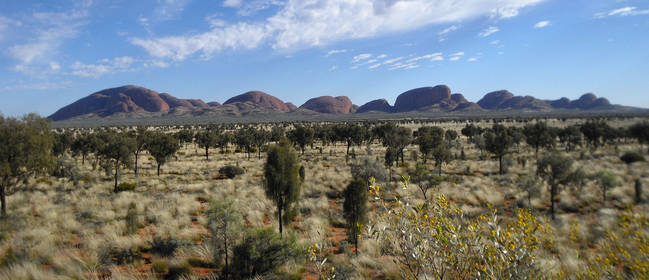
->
[48, 84, 638, 122]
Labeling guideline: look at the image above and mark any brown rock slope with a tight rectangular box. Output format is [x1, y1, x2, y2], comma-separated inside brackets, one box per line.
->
[299, 96, 353, 114]
[223, 91, 292, 112]
[49, 85, 171, 121]
[357, 99, 393, 113]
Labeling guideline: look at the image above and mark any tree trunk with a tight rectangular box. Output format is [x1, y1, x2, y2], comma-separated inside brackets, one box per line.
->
[157, 163, 161, 176]
[636, 179, 643, 204]
[354, 229, 359, 256]
[550, 184, 556, 220]
[0, 183, 6, 217]
[114, 160, 120, 193]
[347, 141, 351, 155]
[205, 146, 209, 161]
[278, 201, 283, 236]
[438, 163, 442, 176]
[499, 156, 503, 175]
[134, 151, 139, 176]
[258, 148, 262, 159]
[82, 154, 86, 165]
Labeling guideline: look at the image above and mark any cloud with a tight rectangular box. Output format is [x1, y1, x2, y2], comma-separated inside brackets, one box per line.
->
[406, 52, 443, 63]
[153, 0, 191, 21]
[223, 0, 243, 8]
[467, 57, 478, 62]
[377, 54, 387, 59]
[1, 81, 72, 91]
[595, 6, 649, 18]
[450, 51, 464, 56]
[389, 62, 419, 70]
[490, 39, 500, 45]
[438, 25, 459, 35]
[132, 0, 544, 60]
[326, 49, 348, 56]
[479, 26, 499, 37]
[228, 0, 284, 16]
[5, 9, 88, 75]
[352, 53, 372, 63]
[328, 65, 338, 71]
[71, 56, 136, 78]
[534, 20, 550, 28]
[131, 22, 269, 60]
[0, 16, 22, 40]
[449, 56, 460, 61]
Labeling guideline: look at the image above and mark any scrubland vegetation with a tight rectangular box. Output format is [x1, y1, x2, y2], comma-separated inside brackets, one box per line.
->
[1, 114, 649, 279]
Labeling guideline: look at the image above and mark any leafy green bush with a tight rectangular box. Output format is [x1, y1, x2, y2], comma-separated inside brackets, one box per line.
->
[150, 236, 184, 257]
[152, 259, 169, 273]
[219, 165, 245, 179]
[621, 151, 645, 164]
[231, 228, 302, 279]
[116, 182, 136, 192]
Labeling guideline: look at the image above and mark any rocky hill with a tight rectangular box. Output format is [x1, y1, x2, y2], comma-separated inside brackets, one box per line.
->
[48, 84, 633, 122]
[299, 96, 353, 114]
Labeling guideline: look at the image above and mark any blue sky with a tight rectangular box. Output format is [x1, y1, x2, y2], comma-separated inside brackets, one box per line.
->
[1, 0, 648, 116]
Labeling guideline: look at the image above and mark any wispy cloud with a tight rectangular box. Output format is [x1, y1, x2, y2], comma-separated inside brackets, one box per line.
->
[71, 56, 136, 78]
[479, 26, 499, 37]
[406, 52, 443, 63]
[595, 6, 649, 18]
[131, 0, 544, 60]
[0, 16, 22, 40]
[467, 57, 478, 62]
[438, 25, 458, 36]
[449, 52, 464, 61]
[490, 40, 501, 45]
[326, 49, 348, 56]
[352, 53, 372, 63]
[328, 65, 337, 71]
[534, 20, 550, 28]
[5, 9, 89, 75]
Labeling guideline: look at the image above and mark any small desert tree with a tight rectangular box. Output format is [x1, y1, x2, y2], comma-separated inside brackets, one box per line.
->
[343, 178, 369, 256]
[147, 132, 180, 176]
[385, 147, 398, 180]
[620, 151, 645, 203]
[595, 171, 618, 204]
[53, 131, 74, 157]
[517, 175, 541, 208]
[264, 139, 301, 235]
[235, 127, 255, 160]
[415, 126, 443, 163]
[208, 198, 242, 275]
[629, 121, 649, 153]
[252, 128, 270, 159]
[409, 163, 443, 200]
[197, 130, 219, 161]
[537, 153, 580, 220]
[523, 122, 556, 156]
[288, 125, 314, 154]
[132, 127, 151, 176]
[0, 114, 54, 216]
[71, 133, 93, 165]
[485, 124, 514, 175]
[98, 131, 136, 192]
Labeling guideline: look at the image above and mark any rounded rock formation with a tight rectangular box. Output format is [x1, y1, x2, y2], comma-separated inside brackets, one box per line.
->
[357, 99, 393, 113]
[299, 96, 353, 114]
[393, 85, 452, 112]
[224, 91, 291, 112]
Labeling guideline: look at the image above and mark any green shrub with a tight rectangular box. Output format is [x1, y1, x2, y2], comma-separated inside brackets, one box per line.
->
[152, 259, 170, 273]
[231, 228, 302, 279]
[621, 151, 645, 164]
[116, 182, 136, 192]
[150, 236, 184, 257]
[167, 262, 192, 279]
[125, 202, 139, 235]
[219, 165, 245, 179]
